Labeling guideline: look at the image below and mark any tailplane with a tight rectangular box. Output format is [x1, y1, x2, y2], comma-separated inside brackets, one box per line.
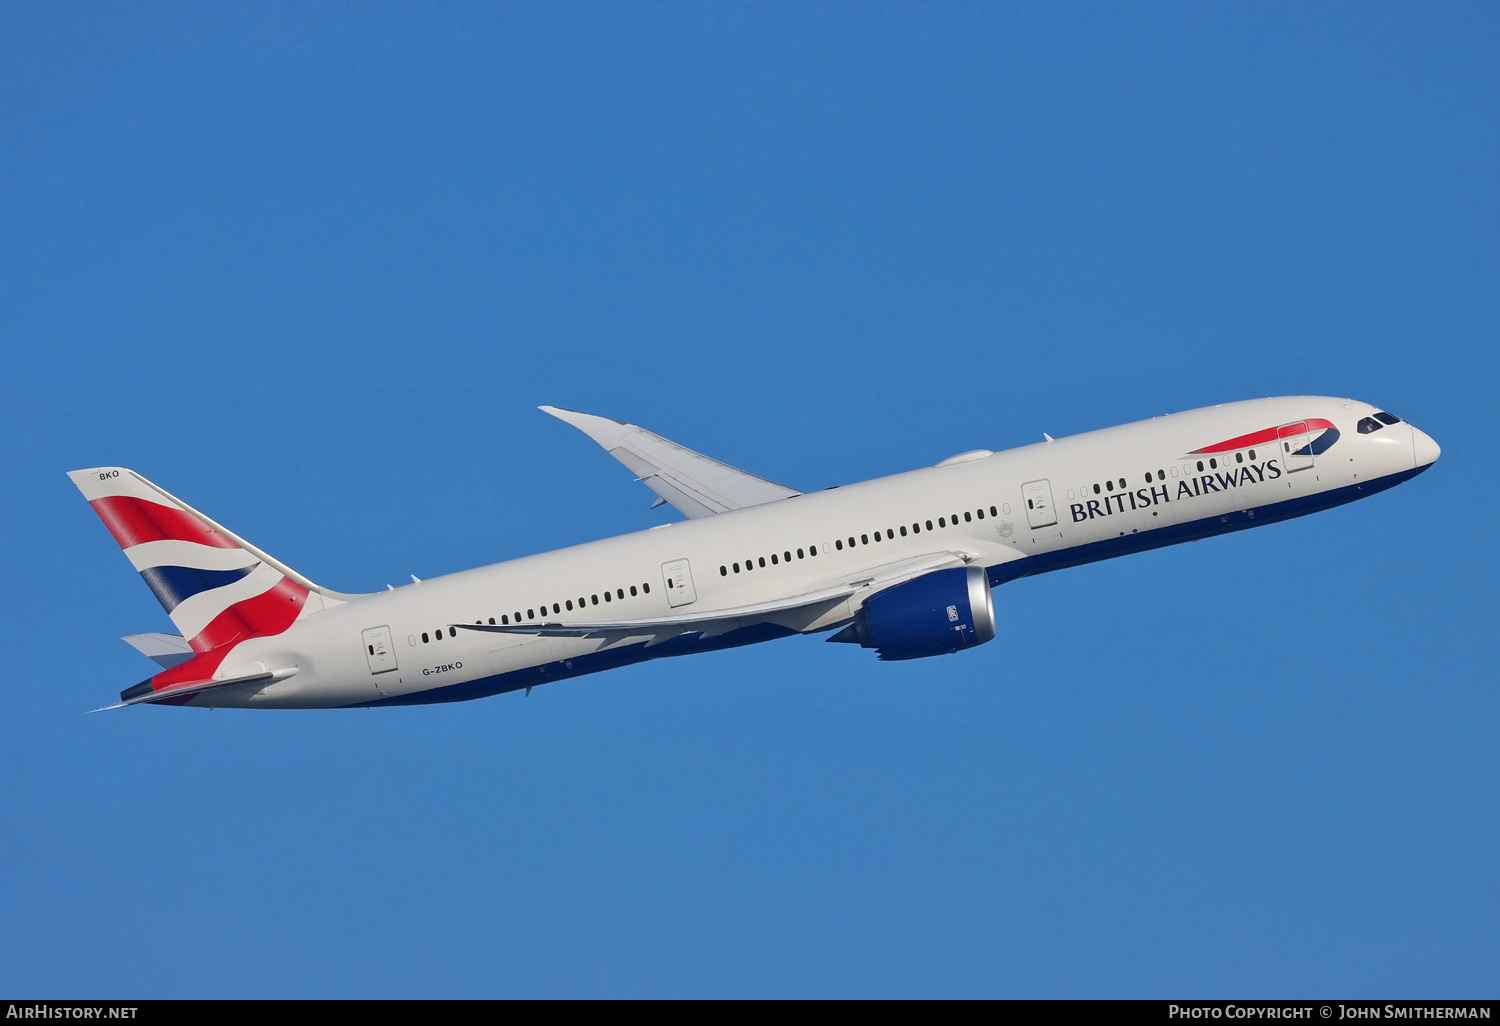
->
[68, 467, 352, 653]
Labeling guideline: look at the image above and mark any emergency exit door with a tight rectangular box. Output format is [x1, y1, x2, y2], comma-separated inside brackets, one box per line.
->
[661, 559, 697, 607]
[361, 625, 398, 674]
[1021, 479, 1058, 529]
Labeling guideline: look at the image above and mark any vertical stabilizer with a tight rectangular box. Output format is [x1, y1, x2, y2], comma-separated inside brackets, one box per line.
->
[68, 468, 348, 653]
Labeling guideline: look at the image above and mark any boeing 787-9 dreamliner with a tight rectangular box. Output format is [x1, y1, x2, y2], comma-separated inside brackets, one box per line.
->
[71, 397, 1439, 710]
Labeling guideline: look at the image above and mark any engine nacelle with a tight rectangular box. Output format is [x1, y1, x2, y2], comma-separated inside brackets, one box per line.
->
[829, 565, 996, 661]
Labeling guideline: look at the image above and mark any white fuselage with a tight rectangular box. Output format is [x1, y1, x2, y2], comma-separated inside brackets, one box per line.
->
[198, 396, 1437, 708]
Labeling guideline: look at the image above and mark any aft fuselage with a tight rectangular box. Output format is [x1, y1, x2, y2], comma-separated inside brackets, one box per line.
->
[195, 396, 1439, 708]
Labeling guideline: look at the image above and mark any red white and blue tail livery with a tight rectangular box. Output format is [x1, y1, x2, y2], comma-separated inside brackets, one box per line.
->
[69, 468, 349, 708]
[70, 396, 1439, 710]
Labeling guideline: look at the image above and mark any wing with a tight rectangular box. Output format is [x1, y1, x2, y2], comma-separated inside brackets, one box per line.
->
[540, 406, 801, 518]
[455, 551, 974, 646]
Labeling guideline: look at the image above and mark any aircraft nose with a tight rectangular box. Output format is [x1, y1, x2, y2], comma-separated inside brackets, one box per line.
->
[1412, 425, 1441, 467]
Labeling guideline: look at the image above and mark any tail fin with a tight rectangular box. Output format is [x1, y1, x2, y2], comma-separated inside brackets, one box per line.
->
[68, 467, 349, 654]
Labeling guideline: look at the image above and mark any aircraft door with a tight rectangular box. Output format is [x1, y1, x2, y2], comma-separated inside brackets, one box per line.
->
[1280, 421, 1314, 473]
[1021, 479, 1058, 529]
[361, 625, 398, 674]
[662, 559, 697, 607]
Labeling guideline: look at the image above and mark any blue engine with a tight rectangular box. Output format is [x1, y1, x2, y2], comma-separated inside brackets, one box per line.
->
[828, 566, 996, 661]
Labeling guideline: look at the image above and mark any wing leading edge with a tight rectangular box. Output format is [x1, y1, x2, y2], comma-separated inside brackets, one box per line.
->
[540, 406, 801, 518]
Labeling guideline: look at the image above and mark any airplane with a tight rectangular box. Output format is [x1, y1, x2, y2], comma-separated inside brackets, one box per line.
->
[70, 397, 1439, 710]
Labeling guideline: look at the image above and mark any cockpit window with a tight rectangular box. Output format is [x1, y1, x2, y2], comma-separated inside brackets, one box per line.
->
[1357, 417, 1383, 434]
[1374, 411, 1402, 425]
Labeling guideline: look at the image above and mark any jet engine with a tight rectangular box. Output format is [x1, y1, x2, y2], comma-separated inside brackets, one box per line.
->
[829, 565, 996, 660]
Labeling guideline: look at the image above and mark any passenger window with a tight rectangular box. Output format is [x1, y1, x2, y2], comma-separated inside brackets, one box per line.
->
[566, 599, 574, 610]
[449, 627, 456, 637]
[721, 565, 728, 576]
[809, 545, 817, 556]
[900, 525, 908, 536]
[1118, 478, 1125, 489]
[912, 523, 920, 533]
[758, 556, 766, 567]
[433, 629, 441, 641]
[784, 551, 791, 562]
[643, 583, 650, 593]
[1248, 450, 1255, 461]
[421, 632, 429, 643]
[975, 509, 984, 519]
[618, 589, 625, 599]
[849, 537, 856, 547]
[990, 506, 997, 517]
[770, 553, 778, 565]
[551, 604, 559, 614]
[860, 534, 868, 545]
[964, 511, 972, 522]
[797, 548, 805, 558]
[1157, 470, 1165, 481]
[1093, 484, 1100, 494]
[1235, 452, 1243, 463]
[630, 585, 638, 595]
[514, 611, 522, 622]
[1375, 411, 1401, 425]
[1106, 481, 1113, 491]
[1358, 417, 1382, 434]
[938, 518, 946, 528]
[925, 520, 933, 531]
[502, 615, 509, 624]
[604, 591, 612, 602]
[734, 562, 740, 572]
[836, 540, 844, 550]
[1196, 461, 1204, 472]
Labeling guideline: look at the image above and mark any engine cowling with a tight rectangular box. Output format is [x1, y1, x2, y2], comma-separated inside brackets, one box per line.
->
[829, 566, 996, 660]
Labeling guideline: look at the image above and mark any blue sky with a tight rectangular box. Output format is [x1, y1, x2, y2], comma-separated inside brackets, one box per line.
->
[1, 2, 1495, 997]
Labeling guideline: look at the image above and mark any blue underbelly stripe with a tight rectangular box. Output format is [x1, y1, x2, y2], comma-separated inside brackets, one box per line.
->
[989, 464, 1426, 586]
[342, 465, 1429, 708]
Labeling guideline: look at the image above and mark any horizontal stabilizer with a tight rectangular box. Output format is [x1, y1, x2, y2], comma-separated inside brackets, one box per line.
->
[540, 406, 801, 518]
[95, 666, 299, 712]
[122, 632, 195, 669]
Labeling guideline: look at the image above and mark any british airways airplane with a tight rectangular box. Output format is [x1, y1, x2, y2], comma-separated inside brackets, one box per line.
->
[72, 397, 1439, 710]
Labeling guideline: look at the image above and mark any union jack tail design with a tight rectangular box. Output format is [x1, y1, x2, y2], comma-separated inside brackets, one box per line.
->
[68, 467, 338, 656]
